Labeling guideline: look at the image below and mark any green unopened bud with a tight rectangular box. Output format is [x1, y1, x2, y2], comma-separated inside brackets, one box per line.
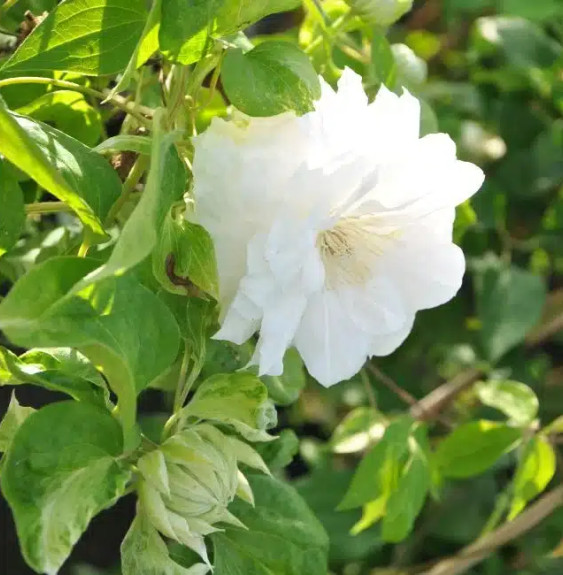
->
[346, 0, 414, 26]
[391, 43, 428, 87]
[136, 423, 270, 565]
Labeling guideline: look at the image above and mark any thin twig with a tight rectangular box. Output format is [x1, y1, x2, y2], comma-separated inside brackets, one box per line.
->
[420, 484, 563, 575]
[410, 368, 483, 422]
[105, 154, 149, 225]
[0, 76, 153, 126]
[25, 201, 73, 215]
[368, 362, 419, 406]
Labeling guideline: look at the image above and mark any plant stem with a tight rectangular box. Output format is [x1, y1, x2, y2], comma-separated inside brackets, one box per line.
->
[173, 342, 192, 414]
[25, 201, 73, 215]
[0, 76, 152, 127]
[421, 485, 563, 575]
[105, 154, 150, 225]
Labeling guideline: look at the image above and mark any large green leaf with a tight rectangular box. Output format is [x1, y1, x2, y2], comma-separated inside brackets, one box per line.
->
[221, 41, 321, 116]
[0, 161, 25, 258]
[435, 420, 522, 479]
[475, 259, 546, 361]
[1, 0, 149, 76]
[159, 0, 300, 64]
[121, 510, 209, 575]
[84, 109, 186, 285]
[0, 256, 180, 445]
[1, 401, 130, 574]
[339, 416, 413, 510]
[0, 101, 121, 236]
[212, 474, 329, 575]
[0, 346, 109, 407]
[509, 434, 556, 519]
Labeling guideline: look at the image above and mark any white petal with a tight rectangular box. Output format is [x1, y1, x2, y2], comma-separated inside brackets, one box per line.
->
[370, 314, 416, 356]
[294, 290, 372, 387]
[338, 278, 407, 336]
[254, 292, 308, 376]
[214, 292, 260, 345]
[378, 226, 466, 311]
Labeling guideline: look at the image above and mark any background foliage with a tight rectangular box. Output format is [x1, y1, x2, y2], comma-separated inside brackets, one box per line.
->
[0, 0, 562, 574]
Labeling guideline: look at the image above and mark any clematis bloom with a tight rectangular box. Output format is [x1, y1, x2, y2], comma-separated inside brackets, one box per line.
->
[192, 68, 484, 387]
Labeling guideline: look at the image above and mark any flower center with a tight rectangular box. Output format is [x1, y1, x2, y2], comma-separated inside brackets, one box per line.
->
[317, 216, 398, 289]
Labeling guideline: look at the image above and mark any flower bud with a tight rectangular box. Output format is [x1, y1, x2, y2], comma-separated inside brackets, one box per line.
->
[391, 43, 428, 88]
[136, 423, 269, 565]
[345, 0, 414, 26]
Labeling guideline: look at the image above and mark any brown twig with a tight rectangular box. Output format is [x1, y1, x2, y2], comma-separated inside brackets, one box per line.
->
[368, 363, 419, 407]
[420, 484, 563, 575]
[410, 368, 483, 422]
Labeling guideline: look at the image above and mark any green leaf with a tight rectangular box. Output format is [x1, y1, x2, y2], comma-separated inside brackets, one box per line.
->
[369, 30, 396, 87]
[1, 0, 149, 76]
[121, 510, 209, 575]
[109, 0, 162, 95]
[159, 0, 300, 64]
[0, 256, 180, 445]
[296, 467, 383, 564]
[476, 380, 539, 426]
[158, 294, 216, 375]
[212, 474, 328, 575]
[435, 420, 522, 479]
[509, 435, 556, 519]
[1, 401, 130, 575]
[255, 429, 299, 472]
[182, 372, 276, 441]
[381, 456, 430, 542]
[331, 407, 386, 455]
[159, 0, 222, 65]
[261, 348, 307, 406]
[544, 416, 563, 435]
[153, 205, 219, 299]
[0, 346, 109, 407]
[0, 102, 121, 236]
[0, 393, 35, 453]
[339, 416, 413, 510]
[221, 41, 321, 117]
[0, 161, 25, 258]
[95, 134, 152, 156]
[475, 259, 546, 361]
[16, 90, 103, 146]
[85, 109, 186, 285]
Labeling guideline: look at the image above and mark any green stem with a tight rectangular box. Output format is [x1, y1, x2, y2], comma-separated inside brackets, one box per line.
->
[304, 14, 349, 54]
[25, 201, 73, 215]
[173, 342, 191, 413]
[105, 154, 150, 225]
[0, 76, 152, 127]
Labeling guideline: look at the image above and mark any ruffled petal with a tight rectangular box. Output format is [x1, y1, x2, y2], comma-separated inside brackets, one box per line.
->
[294, 290, 373, 387]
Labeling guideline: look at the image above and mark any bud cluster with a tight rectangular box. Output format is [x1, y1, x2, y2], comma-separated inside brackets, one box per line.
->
[137, 423, 269, 566]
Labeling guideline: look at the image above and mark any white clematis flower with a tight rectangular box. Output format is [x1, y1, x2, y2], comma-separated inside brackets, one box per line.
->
[192, 68, 484, 387]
